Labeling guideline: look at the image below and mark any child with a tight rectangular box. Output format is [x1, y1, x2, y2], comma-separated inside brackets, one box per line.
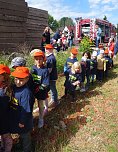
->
[9, 67, 34, 152]
[64, 61, 82, 102]
[64, 48, 78, 75]
[45, 44, 58, 108]
[0, 64, 13, 152]
[81, 51, 91, 90]
[61, 34, 67, 51]
[30, 49, 42, 57]
[96, 49, 106, 82]
[90, 51, 97, 84]
[10, 57, 26, 69]
[64, 47, 78, 96]
[10, 56, 34, 93]
[104, 49, 113, 77]
[31, 51, 50, 128]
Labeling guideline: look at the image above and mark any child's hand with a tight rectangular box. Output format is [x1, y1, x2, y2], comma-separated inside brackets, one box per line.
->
[73, 81, 80, 86]
[19, 123, 24, 128]
[72, 82, 76, 86]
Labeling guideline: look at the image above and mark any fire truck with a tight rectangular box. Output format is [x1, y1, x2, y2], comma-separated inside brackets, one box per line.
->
[75, 18, 116, 43]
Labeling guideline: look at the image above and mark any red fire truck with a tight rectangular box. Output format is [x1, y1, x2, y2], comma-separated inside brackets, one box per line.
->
[75, 18, 116, 43]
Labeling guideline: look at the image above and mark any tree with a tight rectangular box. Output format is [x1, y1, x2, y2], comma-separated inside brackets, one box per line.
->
[58, 17, 75, 27]
[48, 14, 59, 32]
[103, 15, 107, 20]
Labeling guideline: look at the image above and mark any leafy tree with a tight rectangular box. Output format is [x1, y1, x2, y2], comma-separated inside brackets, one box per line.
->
[48, 14, 59, 32]
[103, 15, 107, 20]
[58, 17, 75, 27]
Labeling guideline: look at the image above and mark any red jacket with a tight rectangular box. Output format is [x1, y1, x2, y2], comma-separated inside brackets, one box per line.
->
[108, 42, 115, 56]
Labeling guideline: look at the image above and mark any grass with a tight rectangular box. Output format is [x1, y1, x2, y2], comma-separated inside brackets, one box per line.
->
[32, 58, 118, 152]
[0, 51, 118, 152]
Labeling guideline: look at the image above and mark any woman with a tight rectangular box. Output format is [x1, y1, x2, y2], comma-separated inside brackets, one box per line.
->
[42, 27, 50, 44]
[108, 37, 115, 58]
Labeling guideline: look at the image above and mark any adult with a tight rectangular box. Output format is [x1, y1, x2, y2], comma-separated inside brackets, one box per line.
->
[68, 30, 74, 47]
[42, 27, 51, 44]
[95, 24, 102, 47]
[108, 37, 115, 58]
[114, 40, 118, 58]
[53, 30, 62, 42]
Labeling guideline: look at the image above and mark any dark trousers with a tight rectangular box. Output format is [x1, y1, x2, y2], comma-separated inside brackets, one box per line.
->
[86, 71, 90, 86]
[20, 132, 31, 152]
[65, 88, 75, 99]
[95, 37, 100, 47]
[96, 69, 104, 81]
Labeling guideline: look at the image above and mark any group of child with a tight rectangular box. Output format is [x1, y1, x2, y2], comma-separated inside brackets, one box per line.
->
[64, 44, 114, 101]
[0, 43, 114, 152]
[0, 44, 58, 152]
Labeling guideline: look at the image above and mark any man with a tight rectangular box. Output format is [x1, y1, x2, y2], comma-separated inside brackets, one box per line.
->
[114, 40, 118, 58]
[95, 25, 102, 47]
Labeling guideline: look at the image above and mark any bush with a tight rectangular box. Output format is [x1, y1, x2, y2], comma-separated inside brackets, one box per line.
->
[0, 49, 82, 74]
[56, 49, 82, 74]
[79, 36, 94, 53]
[0, 55, 10, 65]
[56, 51, 70, 74]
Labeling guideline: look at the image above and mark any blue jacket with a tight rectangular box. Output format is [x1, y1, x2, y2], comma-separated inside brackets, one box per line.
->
[9, 85, 34, 134]
[114, 40, 118, 55]
[90, 58, 97, 75]
[96, 28, 102, 40]
[104, 55, 113, 69]
[65, 71, 82, 91]
[31, 65, 50, 100]
[53, 31, 61, 41]
[46, 54, 58, 81]
[0, 95, 10, 134]
[64, 57, 78, 76]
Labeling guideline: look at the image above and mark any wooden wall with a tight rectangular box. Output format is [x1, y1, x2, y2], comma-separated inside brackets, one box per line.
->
[0, 0, 48, 51]
[26, 7, 48, 48]
[0, 0, 28, 50]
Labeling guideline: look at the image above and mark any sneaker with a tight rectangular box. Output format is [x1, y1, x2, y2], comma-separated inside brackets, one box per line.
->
[43, 108, 48, 117]
[48, 102, 55, 108]
[33, 107, 39, 113]
[80, 88, 86, 92]
[98, 80, 102, 83]
[38, 118, 44, 128]
[49, 101, 60, 108]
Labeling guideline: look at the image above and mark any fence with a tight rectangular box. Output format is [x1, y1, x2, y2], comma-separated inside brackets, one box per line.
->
[26, 7, 48, 48]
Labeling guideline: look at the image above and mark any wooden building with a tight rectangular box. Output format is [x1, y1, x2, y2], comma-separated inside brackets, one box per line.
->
[0, 0, 48, 51]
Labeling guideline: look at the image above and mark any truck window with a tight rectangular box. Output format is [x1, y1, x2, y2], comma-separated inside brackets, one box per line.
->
[81, 24, 90, 37]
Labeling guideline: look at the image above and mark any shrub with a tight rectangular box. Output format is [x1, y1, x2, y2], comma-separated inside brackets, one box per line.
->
[0, 55, 10, 65]
[56, 51, 70, 74]
[56, 49, 82, 74]
[0, 49, 82, 74]
[79, 36, 94, 53]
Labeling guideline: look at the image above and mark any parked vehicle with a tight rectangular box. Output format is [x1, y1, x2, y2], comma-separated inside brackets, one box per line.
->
[75, 18, 116, 43]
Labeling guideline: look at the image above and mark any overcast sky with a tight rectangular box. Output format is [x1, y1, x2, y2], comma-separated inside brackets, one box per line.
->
[26, 0, 118, 26]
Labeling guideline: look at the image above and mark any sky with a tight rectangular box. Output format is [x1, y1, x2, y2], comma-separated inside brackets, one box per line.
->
[26, 0, 118, 26]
